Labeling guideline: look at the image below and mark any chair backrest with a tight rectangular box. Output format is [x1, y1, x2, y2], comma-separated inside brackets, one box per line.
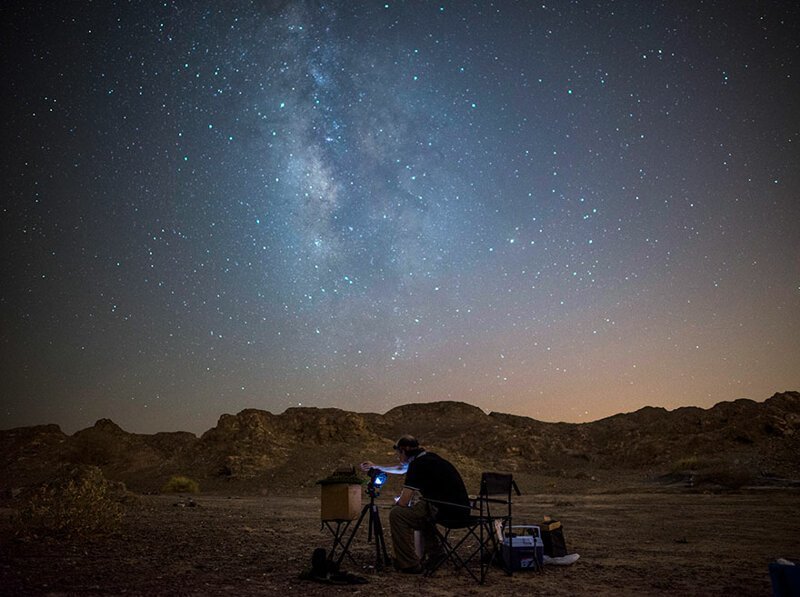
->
[477, 472, 520, 538]
[479, 472, 517, 498]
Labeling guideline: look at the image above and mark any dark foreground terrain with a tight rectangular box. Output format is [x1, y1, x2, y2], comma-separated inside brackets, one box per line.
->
[2, 487, 798, 596]
[2, 392, 798, 594]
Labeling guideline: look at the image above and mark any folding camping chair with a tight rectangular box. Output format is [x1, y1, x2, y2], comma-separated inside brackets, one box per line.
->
[425, 472, 521, 584]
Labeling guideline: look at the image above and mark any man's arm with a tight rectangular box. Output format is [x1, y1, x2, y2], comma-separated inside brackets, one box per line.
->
[359, 461, 408, 474]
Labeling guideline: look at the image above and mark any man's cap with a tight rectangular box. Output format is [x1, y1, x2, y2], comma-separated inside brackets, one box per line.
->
[393, 435, 420, 450]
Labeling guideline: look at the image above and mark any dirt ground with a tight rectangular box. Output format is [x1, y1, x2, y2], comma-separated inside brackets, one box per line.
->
[1, 488, 798, 596]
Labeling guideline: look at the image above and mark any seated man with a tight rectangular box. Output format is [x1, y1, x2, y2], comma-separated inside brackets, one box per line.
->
[361, 435, 470, 573]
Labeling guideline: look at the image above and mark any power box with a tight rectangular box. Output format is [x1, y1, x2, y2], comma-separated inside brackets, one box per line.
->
[501, 525, 543, 571]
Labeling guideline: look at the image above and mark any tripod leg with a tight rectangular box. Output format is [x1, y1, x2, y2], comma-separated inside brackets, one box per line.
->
[369, 503, 392, 569]
[335, 504, 370, 568]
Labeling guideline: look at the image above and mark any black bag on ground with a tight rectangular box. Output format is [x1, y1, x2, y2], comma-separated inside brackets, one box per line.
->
[311, 547, 334, 577]
[540, 519, 568, 557]
[303, 548, 368, 585]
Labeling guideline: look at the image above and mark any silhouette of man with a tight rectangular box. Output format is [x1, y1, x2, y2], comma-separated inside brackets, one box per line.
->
[360, 435, 470, 573]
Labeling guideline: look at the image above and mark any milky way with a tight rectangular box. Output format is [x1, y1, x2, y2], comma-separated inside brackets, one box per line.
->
[2, 1, 798, 434]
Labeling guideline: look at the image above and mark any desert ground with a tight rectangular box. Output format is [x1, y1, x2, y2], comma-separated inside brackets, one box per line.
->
[2, 484, 798, 596]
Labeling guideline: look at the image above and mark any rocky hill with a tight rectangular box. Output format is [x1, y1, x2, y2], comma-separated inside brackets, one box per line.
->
[1, 392, 798, 494]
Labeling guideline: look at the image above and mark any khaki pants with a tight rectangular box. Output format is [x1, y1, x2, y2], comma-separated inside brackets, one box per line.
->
[389, 501, 441, 570]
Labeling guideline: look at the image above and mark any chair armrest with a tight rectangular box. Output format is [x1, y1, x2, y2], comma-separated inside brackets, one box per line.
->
[474, 497, 512, 504]
[421, 497, 474, 512]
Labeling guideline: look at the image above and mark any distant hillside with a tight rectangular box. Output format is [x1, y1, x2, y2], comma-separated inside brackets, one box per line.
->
[1, 392, 798, 494]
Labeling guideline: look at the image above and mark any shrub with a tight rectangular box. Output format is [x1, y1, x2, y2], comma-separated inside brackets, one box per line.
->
[670, 456, 756, 489]
[17, 465, 126, 538]
[161, 475, 200, 494]
[671, 456, 711, 472]
[694, 465, 755, 489]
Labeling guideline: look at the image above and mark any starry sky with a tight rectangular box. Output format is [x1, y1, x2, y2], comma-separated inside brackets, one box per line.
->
[2, 1, 798, 435]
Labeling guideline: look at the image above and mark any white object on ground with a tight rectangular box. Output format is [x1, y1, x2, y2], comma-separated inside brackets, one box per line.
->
[543, 553, 580, 566]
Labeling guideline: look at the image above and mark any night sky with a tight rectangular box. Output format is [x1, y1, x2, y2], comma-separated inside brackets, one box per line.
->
[2, 1, 798, 435]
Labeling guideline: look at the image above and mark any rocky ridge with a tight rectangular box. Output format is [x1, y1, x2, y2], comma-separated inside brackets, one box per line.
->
[1, 391, 798, 494]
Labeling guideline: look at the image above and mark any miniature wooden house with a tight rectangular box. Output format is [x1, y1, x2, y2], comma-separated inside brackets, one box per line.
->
[318, 467, 362, 521]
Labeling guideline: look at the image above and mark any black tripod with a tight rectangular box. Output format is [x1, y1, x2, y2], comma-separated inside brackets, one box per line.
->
[334, 471, 392, 570]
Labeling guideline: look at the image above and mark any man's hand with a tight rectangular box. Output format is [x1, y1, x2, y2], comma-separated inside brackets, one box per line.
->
[394, 487, 414, 508]
[359, 461, 375, 472]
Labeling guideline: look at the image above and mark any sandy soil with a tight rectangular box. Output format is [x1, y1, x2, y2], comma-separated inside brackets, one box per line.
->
[1, 488, 798, 596]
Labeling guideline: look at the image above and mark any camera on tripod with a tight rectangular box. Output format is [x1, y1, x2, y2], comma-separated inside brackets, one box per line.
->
[366, 467, 388, 497]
